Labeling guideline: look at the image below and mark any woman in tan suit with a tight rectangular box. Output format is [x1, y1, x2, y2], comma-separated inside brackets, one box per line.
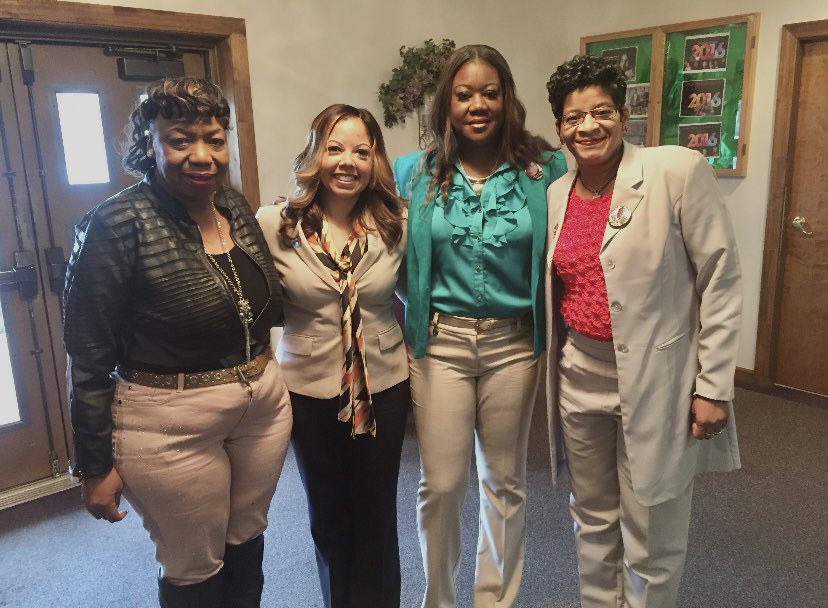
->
[257, 104, 408, 608]
[543, 55, 742, 607]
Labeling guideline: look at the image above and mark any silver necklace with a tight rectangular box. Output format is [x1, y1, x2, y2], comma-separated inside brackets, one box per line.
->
[204, 203, 253, 363]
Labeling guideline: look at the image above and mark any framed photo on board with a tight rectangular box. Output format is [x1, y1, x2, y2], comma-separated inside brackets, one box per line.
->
[679, 79, 726, 117]
[683, 33, 730, 72]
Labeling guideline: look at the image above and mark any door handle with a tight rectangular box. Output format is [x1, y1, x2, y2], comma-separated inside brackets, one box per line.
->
[0, 250, 39, 298]
[792, 216, 814, 236]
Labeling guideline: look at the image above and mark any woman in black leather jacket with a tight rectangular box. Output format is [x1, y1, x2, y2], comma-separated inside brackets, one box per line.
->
[63, 77, 292, 608]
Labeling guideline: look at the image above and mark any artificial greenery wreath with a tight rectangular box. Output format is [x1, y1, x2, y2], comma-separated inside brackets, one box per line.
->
[378, 38, 456, 128]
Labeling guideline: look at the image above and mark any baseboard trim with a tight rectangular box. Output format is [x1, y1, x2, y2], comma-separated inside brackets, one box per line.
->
[0, 474, 78, 511]
[735, 367, 827, 407]
[735, 367, 764, 389]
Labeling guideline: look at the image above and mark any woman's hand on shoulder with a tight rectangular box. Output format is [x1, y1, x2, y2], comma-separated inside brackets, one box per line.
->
[82, 468, 127, 523]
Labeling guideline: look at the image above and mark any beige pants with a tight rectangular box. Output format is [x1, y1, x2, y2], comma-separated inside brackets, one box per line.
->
[410, 318, 540, 608]
[112, 358, 292, 584]
[559, 331, 693, 608]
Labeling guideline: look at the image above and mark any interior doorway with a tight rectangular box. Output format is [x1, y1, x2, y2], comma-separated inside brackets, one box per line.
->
[0, 39, 209, 495]
[0, 2, 257, 507]
[756, 20, 828, 398]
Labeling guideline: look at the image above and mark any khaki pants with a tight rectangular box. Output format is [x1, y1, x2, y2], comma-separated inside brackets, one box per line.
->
[112, 358, 292, 584]
[410, 318, 539, 608]
[559, 331, 693, 608]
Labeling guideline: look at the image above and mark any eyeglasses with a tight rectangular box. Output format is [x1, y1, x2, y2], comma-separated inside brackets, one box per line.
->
[560, 106, 619, 128]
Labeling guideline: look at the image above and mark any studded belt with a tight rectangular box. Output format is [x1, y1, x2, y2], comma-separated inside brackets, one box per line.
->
[430, 310, 532, 333]
[116, 350, 271, 390]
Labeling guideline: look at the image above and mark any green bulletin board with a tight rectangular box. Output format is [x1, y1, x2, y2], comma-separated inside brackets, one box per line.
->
[660, 22, 748, 170]
[581, 14, 758, 176]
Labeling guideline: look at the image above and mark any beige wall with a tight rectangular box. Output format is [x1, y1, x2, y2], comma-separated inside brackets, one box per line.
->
[74, 0, 828, 371]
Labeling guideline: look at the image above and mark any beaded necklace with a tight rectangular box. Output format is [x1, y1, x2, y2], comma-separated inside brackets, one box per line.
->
[203, 203, 253, 363]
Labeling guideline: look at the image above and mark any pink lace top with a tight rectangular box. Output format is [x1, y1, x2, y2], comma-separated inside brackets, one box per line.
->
[553, 188, 613, 341]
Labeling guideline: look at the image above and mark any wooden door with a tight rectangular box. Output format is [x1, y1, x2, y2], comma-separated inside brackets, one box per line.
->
[764, 32, 828, 397]
[0, 39, 207, 494]
[0, 50, 68, 490]
[773, 40, 828, 396]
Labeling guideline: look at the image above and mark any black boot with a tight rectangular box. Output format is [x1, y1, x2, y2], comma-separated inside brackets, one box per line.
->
[221, 534, 265, 608]
[158, 571, 222, 608]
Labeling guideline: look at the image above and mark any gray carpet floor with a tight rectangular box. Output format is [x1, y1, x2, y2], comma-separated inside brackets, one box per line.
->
[0, 386, 826, 607]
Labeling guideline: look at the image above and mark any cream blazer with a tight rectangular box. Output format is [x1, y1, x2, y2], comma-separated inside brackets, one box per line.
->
[544, 144, 742, 506]
[257, 203, 408, 399]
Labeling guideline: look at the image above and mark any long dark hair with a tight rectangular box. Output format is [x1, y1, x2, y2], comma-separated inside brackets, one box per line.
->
[123, 77, 231, 175]
[424, 44, 553, 201]
[278, 104, 405, 249]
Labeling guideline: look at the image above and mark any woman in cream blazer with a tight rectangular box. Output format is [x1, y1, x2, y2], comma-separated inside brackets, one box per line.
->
[261, 206, 407, 399]
[544, 56, 741, 608]
[257, 104, 408, 608]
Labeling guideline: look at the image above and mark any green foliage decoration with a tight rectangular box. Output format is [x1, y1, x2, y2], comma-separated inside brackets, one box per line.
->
[378, 38, 456, 128]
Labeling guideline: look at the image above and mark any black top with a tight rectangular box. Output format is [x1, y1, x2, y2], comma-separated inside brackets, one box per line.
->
[63, 176, 284, 477]
[199, 245, 270, 369]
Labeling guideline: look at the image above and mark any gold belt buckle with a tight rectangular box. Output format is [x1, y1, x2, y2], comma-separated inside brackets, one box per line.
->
[476, 318, 496, 331]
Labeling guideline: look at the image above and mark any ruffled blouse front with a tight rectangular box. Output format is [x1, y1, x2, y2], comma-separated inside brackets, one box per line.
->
[440, 162, 528, 249]
[429, 161, 534, 318]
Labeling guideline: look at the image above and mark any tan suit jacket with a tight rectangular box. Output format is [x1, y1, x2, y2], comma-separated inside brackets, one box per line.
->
[257, 203, 408, 399]
[544, 144, 742, 506]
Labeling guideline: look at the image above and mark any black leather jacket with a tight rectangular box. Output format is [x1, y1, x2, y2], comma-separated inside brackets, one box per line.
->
[64, 177, 283, 478]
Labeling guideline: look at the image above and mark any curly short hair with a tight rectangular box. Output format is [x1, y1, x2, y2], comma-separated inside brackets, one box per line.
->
[545, 55, 627, 119]
[123, 77, 231, 175]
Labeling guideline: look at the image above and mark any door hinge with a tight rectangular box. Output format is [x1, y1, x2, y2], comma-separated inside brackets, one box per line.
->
[49, 450, 60, 478]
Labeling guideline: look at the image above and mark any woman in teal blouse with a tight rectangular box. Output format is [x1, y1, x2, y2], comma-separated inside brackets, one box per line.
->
[393, 44, 566, 608]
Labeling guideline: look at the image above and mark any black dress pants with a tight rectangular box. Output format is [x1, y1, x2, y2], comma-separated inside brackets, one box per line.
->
[290, 379, 410, 608]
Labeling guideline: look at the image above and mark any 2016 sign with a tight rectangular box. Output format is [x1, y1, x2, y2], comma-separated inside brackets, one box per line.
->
[683, 33, 729, 73]
[690, 41, 726, 61]
[680, 79, 726, 117]
[678, 123, 721, 158]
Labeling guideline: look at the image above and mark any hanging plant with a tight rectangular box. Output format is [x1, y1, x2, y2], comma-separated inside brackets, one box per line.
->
[377, 38, 456, 129]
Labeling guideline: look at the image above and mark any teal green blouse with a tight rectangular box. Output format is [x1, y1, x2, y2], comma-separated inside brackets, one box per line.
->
[394, 149, 568, 359]
[430, 161, 533, 318]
